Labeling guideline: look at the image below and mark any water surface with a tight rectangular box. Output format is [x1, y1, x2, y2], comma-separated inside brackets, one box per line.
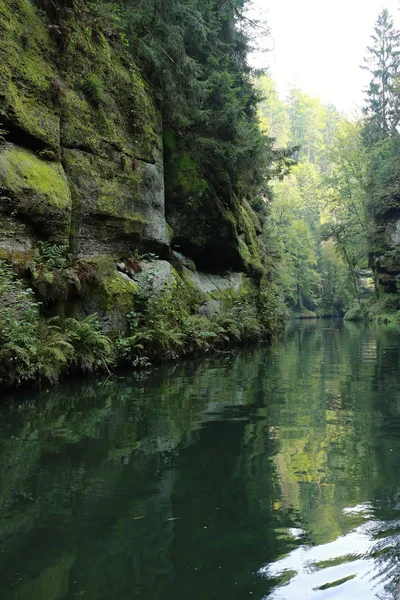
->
[1, 319, 400, 599]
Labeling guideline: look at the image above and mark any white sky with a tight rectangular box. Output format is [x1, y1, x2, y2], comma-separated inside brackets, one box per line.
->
[250, 0, 400, 115]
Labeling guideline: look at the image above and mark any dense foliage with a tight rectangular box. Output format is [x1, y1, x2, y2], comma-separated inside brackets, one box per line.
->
[258, 77, 363, 317]
[0, 262, 114, 386]
[257, 7, 400, 321]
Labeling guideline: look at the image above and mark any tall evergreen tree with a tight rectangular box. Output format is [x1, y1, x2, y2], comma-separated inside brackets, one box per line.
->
[362, 9, 400, 140]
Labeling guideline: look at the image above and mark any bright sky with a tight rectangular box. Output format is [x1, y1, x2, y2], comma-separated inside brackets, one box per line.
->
[250, 0, 400, 115]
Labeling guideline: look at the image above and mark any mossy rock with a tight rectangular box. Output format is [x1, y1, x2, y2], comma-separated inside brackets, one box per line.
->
[133, 260, 177, 295]
[184, 269, 259, 316]
[234, 198, 263, 274]
[0, 0, 60, 150]
[164, 130, 264, 274]
[62, 148, 148, 256]
[59, 20, 160, 161]
[75, 256, 137, 334]
[163, 130, 209, 203]
[377, 248, 400, 274]
[136, 152, 170, 252]
[0, 143, 71, 242]
[0, 214, 33, 254]
[0, 0, 161, 158]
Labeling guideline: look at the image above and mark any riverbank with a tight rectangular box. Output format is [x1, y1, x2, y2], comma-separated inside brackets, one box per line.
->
[345, 295, 400, 323]
[0, 255, 284, 389]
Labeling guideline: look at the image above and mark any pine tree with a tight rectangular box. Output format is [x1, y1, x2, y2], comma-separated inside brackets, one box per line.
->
[362, 9, 400, 140]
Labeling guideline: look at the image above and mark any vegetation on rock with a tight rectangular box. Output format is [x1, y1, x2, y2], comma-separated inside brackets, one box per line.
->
[3, 1, 400, 387]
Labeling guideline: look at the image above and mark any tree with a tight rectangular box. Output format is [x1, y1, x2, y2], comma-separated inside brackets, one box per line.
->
[258, 80, 355, 316]
[256, 75, 291, 148]
[362, 9, 400, 140]
[265, 174, 321, 314]
[323, 122, 371, 301]
[117, 0, 291, 210]
[287, 88, 326, 165]
[319, 240, 349, 316]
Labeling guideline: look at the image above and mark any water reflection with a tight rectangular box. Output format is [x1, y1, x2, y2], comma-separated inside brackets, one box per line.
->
[260, 517, 400, 599]
[1, 320, 400, 598]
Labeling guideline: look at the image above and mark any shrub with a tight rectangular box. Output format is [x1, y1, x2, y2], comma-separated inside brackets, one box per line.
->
[258, 283, 287, 335]
[181, 315, 219, 353]
[0, 261, 115, 386]
[344, 303, 367, 321]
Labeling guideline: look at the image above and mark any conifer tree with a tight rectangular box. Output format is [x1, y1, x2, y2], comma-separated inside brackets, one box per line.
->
[362, 9, 400, 140]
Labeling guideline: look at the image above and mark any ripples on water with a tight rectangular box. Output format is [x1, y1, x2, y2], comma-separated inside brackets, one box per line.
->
[260, 514, 400, 599]
[1, 319, 400, 599]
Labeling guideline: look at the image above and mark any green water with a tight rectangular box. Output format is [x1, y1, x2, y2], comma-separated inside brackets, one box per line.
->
[1, 319, 400, 599]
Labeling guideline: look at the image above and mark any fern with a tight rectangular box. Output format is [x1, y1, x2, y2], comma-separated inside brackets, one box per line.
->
[63, 314, 113, 372]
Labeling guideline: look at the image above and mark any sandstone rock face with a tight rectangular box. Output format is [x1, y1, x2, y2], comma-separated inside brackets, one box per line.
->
[186, 270, 245, 316]
[388, 218, 400, 246]
[163, 130, 263, 274]
[0, 144, 72, 243]
[186, 271, 243, 296]
[372, 215, 400, 292]
[0, 0, 259, 332]
[0, 0, 168, 260]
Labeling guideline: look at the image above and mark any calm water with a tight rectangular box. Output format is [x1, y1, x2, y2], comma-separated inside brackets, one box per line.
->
[1, 319, 400, 599]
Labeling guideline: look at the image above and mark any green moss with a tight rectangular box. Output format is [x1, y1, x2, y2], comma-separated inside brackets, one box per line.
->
[179, 274, 205, 312]
[62, 148, 147, 253]
[0, 214, 28, 241]
[205, 276, 258, 310]
[0, 0, 59, 149]
[82, 73, 104, 106]
[103, 275, 137, 312]
[0, 144, 71, 242]
[222, 207, 237, 226]
[0, 0, 160, 158]
[60, 21, 160, 160]
[237, 204, 263, 273]
[176, 155, 209, 200]
[0, 145, 70, 208]
[166, 221, 174, 241]
[81, 257, 137, 333]
[242, 198, 262, 233]
[61, 90, 102, 152]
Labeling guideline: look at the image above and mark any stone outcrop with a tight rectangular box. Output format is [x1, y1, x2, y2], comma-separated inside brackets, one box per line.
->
[0, 0, 264, 332]
[371, 213, 400, 293]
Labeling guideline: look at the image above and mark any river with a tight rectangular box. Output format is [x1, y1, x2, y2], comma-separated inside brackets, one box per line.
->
[1, 319, 400, 599]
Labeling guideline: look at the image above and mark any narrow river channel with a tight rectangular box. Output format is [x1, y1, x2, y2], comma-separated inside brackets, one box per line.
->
[1, 319, 400, 599]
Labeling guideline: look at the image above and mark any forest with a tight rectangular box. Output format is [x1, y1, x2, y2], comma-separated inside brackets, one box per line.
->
[258, 8, 400, 320]
[1, 0, 400, 388]
[3, 4, 400, 598]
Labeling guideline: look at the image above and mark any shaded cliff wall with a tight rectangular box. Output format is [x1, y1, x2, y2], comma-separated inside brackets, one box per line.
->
[0, 0, 168, 257]
[371, 211, 400, 294]
[0, 0, 265, 333]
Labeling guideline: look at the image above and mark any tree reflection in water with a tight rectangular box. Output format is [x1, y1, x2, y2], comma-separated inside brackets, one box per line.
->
[1, 320, 400, 598]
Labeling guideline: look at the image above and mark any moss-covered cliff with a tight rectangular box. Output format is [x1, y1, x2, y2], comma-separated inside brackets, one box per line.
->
[0, 0, 167, 256]
[0, 0, 282, 387]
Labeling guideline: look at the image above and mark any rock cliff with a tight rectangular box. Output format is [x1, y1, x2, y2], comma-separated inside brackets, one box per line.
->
[371, 211, 400, 294]
[0, 0, 273, 369]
